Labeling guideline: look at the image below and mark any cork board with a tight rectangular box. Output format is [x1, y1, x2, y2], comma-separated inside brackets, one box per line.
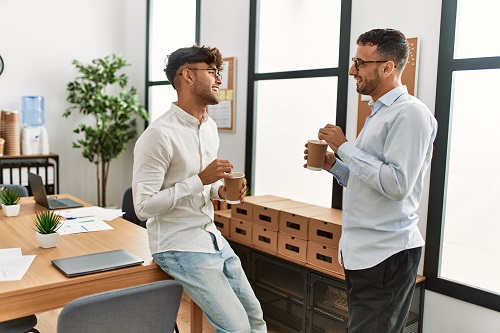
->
[208, 57, 235, 132]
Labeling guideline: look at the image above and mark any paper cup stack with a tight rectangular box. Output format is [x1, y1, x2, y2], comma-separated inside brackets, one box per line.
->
[1, 110, 21, 156]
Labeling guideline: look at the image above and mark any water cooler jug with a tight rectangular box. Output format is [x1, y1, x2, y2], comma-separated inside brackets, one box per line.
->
[21, 96, 49, 155]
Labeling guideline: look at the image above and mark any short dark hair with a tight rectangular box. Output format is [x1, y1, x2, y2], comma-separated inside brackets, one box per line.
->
[357, 29, 409, 71]
[164, 45, 223, 90]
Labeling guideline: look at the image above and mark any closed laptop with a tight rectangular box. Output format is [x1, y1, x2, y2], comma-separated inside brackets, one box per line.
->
[51, 249, 144, 277]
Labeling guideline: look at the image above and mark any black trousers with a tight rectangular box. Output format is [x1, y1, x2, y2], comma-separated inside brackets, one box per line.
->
[344, 247, 422, 333]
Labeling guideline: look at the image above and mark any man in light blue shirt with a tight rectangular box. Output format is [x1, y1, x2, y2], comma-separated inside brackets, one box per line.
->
[312, 29, 437, 332]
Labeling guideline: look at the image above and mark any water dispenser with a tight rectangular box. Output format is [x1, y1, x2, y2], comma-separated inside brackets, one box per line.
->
[21, 96, 49, 155]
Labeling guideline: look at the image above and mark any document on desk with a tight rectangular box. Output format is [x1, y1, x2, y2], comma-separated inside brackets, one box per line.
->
[0, 248, 36, 281]
[56, 206, 124, 221]
[58, 218, 114, 235]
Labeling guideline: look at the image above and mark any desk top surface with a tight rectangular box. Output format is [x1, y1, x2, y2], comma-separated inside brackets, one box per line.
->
[0, 194, 166, 320]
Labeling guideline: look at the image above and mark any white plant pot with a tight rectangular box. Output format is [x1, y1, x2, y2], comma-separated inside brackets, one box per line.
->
[2, 204, 20, 217]
[35, 231, 60, 248]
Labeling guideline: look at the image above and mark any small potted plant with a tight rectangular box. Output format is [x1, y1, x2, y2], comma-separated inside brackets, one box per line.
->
[33, 210, 63, 248]
[0, 187, 21, 217]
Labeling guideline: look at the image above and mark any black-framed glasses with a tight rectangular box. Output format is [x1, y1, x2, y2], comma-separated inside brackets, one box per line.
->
[179, 67, 222, 79]
[351, 57, 393, 71]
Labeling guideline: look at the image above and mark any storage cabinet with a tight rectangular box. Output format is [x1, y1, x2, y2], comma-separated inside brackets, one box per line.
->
[0, 153, 59, 194]
[229, 241, 425, 333]
[252, 253, 309, 332]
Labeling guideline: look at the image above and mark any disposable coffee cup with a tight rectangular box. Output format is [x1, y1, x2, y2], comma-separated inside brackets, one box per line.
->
[307, 140, 328, 171]
[224, 172, 245, 204]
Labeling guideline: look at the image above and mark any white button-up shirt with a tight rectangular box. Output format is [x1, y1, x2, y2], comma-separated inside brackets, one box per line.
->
[330, 86, 437, 270]
[132, 103, 224, 255]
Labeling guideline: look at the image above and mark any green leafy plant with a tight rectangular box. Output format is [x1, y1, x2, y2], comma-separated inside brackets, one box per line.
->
[64, 54, 149, 207]
[32, 210, 63, 234]
[0, 187, 21, 206]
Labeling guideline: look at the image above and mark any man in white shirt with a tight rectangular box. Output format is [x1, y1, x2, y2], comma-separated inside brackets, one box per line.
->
[307, 29, 437, 332]
[133, 45, 266, 333]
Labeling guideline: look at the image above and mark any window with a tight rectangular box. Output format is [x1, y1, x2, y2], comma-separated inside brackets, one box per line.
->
[246, 0, 351, 208]
[425, 0, 500, 311]
[146, 0, 199, 123]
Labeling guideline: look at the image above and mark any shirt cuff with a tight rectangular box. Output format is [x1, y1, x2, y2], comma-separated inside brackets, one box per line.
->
[186, 174, 205, 194]
[338, 141, 358, 165]
[211, 180, 224, 200]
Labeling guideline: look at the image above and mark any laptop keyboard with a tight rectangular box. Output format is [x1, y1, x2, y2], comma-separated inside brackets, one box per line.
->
[49, 200, 68, 209]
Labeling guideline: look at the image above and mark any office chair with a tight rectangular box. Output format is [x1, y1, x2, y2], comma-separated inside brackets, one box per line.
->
[0, 315, 39, 333]
[121, 188, 181, 333]
[57, 280, 183, 333]
[121, 187, 147, 228]
[0, 184, 29, 197]
[0, 184, 39, 333]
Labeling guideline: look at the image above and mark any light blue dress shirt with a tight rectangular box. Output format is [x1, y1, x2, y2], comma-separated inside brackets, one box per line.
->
[330, 86, 437, 270]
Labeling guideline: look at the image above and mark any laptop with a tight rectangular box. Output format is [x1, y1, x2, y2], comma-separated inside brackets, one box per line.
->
[51, 249, 144, 277]
[28, 171, 83, 209]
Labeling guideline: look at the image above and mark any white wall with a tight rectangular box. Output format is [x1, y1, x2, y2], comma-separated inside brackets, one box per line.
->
[0, 0, 145, 207]
[200, 0, 250, 173]
[1, 0, 498, 330]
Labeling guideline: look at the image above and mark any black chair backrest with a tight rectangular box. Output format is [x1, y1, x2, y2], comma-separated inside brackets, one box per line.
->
[122, 187, 146, 228]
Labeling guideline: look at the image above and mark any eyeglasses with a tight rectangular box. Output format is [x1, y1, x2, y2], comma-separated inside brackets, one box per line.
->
[351, 57, 393, 71]
[179, 67, 222, 79]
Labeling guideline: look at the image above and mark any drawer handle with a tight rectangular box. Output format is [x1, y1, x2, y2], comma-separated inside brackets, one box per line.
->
[285, 243, 300, 253]
[317, 229, 333, 239]
[236, 208, 248, 215]
[286, 221, 301, 230]
[316, 253, 333, 263]
[235, 228, 247, 236]
[258, 235, 271, 244]
[259, 214, 272, 222]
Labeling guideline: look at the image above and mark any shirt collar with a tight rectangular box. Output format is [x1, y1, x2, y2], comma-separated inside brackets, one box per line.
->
[171, 102, 208, 126]
[368, 85, 408, 115]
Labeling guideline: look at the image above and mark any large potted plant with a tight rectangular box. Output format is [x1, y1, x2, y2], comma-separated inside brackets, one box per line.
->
[0, 187, 21, 217]
[33, 210, 62, 248]
[64, 54, 148, 207]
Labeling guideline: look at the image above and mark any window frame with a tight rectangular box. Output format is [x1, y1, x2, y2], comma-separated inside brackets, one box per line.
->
[424, 0, 500, 312]
[245, 0, 352, 209]
[145, 0, 201, 127]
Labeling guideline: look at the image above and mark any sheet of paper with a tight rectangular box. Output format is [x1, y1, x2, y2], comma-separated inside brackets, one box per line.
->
[58, 218, 114, 235]
[0, 248, 22, 258]
[0, 248, 36, 281]
[56, 206, 124, 221]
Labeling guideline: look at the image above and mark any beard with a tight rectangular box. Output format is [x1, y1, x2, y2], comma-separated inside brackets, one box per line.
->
[356, 70, 381, 96]
[193, 81, 220, 106]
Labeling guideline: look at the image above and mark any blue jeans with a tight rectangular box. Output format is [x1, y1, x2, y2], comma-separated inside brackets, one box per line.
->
[153, 235, 267, 333]
[344, 247, 422, 333]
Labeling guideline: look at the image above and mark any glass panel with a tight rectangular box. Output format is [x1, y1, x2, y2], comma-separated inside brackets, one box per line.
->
[256, 0, 341, 73]
[454, 0, 500, 59]
[148, 85, 177, 123]
[149, 0, 196, 81]
[441, 69, 500, 294]
[253, 77, 337, 207]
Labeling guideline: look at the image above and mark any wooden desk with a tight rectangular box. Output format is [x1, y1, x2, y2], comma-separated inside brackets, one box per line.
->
[0, 195, 202, 333]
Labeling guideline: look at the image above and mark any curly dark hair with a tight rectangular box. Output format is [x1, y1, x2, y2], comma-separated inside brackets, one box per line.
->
[357, 29, 409, 72]
[163, 45, 223, 90]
